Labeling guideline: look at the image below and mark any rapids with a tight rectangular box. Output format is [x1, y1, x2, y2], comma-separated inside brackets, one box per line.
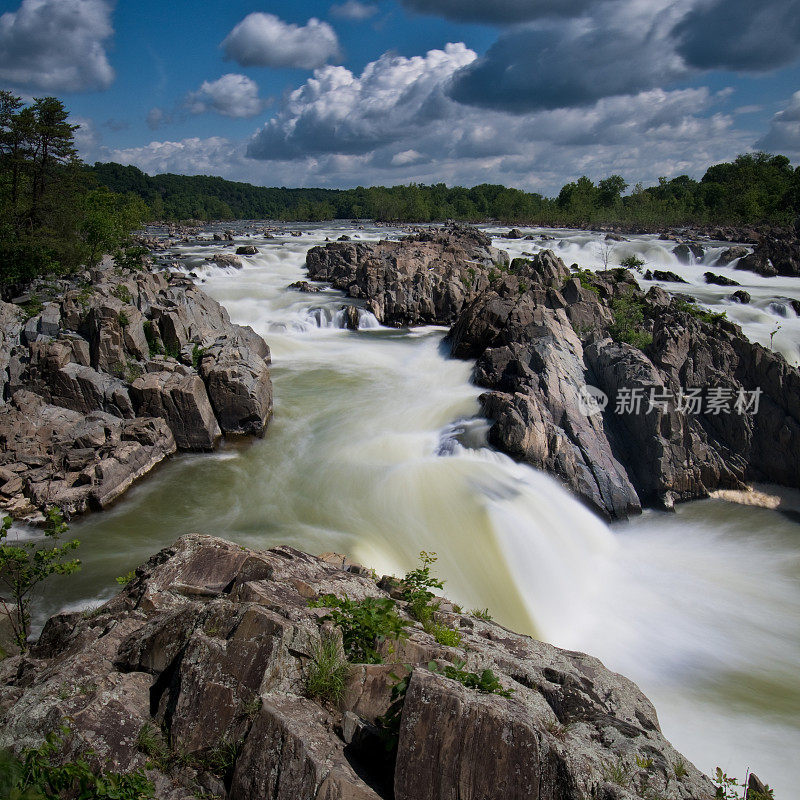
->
[25, 222, 799, 795]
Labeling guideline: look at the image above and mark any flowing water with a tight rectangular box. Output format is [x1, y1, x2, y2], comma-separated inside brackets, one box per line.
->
[22, 222, 799, 796]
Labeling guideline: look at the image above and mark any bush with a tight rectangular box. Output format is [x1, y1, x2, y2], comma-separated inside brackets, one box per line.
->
[672, 298, 727, 324]
[1, 725, 153, 799]
[400, 552, 462, 646]
[309, 595, 408, 664]
[428, 658, 513, 697]
[306, 633, 350, 705]
[609, 292, 652, 350]
[619, 254, 646, 272]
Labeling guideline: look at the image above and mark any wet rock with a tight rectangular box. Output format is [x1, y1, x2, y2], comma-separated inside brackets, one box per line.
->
[715, 246, 749, 266]
[731, 290, 751, 304]
[205, 252, 243, 268]
[644, 269, 688, 283]
[236, 245, 259, 256]
[343, 305, 360, 331]
[672, 243, 704, 264]
[504, 228, 523, 239]
[306, 225, 509, 326]
[736, 232, 800, 277]
[704, 271, 740, 286]
[289, 280, 321, 293]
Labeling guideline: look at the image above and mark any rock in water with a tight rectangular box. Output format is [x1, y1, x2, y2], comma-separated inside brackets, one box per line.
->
[306, 225, 509, 326]
[0, 535, 717, 800]
[343, 305, 360, 330]
[236, 245, 259, 256]
[704, 271, 740, 286]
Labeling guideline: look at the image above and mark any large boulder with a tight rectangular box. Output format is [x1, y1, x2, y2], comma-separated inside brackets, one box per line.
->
[0, 536, 716, 800]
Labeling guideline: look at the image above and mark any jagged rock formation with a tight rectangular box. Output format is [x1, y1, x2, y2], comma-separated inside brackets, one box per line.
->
[307, 228, 800, 518]
[736, 230, 800, 276]
[0, 259, 272, 521]
[305, 226, 509, 326]
[0, 535, 716, 800]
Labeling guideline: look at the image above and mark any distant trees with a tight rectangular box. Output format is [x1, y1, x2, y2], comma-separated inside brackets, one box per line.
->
[0, 91, 146, 290]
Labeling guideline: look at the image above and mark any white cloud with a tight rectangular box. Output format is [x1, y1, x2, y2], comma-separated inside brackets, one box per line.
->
[247, 43, 478, 158]
[107, 137, 242, 177]
[221, 13, 341, 69]
[330, 1, 378, 20]
[0, 0, 114, 92]
[185, 74, 268, 119]
[757, 92, 800, 156]
[146, 107, 171, 130]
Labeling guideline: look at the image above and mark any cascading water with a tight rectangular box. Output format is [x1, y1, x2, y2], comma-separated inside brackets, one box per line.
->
[36, 221, 799, 796]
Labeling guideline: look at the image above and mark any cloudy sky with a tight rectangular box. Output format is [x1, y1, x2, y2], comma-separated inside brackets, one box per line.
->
[1, 0, 799, 193]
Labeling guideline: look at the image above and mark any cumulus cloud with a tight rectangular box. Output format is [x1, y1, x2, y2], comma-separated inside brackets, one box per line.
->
[756, 92, 800, 156]
[330, 1, 378, 20]
[448, 2, 690, 113]
[247, 43, 477, 159]
[222, 13, 340, 69]
[185, 74, 268, 118]
[108, 137, 242, 177]
[674, 0, 800, 72]
[400, 0, 594, 24]
[0, 0, 115, 92]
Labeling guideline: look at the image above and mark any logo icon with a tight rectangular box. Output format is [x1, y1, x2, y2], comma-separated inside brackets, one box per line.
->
[578, 385, 608, 416]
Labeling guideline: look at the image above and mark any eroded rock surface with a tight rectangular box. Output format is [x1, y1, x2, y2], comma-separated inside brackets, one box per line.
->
[306, 225, 509, 326]
[0, 259, 272, 520]
[309, 228, 800, 518]
[0, 535, 716, 800]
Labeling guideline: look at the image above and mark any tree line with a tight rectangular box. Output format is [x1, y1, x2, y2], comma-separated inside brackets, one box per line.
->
[0, 91, 147, 291]
[91, 152, 800, 227]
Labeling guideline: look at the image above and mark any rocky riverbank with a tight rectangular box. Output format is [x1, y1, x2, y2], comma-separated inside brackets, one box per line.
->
[307, 226, 800, 518]
[0, 534, 718, 799]
[0, 257, 272, 522]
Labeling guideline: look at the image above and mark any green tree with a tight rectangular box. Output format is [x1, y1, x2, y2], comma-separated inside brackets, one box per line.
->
[0, 510, 81, 652]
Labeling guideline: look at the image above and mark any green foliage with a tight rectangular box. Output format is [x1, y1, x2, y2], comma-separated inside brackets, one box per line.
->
[117, 310, 130, 328]
[0, 92, 147, 289]
[1, 724, 153, 799]
[619, 254, 646, 272]
[635, 754, 654, 770]
[164, 341, 181, 360]
[0, 510, 80, 651]
[306, 633, 350, 705]
[713, 768, 774, 800]
[602, 757, 632, 787]
[610, 292, 652, 350]
[470, 608, 493, 620]
[309, 594, 408, 664]
[429, 624, 462, 648]
[191, 344, 207, 370]
[20, 295, 43, 319]
[672, 298, 727, 324]
[376, 669, 410, 754]
[200, 738, 243, 780]
[673, 756, 688, 779]
[568, 268, 600, 295]
[115, 570, 136, 586]
[113, 284, 132, 304]
[428, 658, 513, 698]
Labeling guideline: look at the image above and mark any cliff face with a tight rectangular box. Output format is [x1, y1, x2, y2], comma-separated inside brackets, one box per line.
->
[0, 258, 273, 521]
[0, 535, 714, 800]
[306, 227, 800, 519]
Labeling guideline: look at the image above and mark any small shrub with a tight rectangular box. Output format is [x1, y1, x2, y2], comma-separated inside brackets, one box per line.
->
[118, 310, 130, 327]
[113, 284, 133, 304]
[635, 754, 654, 771]
[488, 268, 499, 284]
[20, 294, 43, 319]
[377, 670, 410, 754]
[673, 756, 687, 779]
[306, 633, 350, 705]
[164, 341, 181, 360]
[713, 768, 774, 800]
[428, 658, 512, 698]
[0, 724, 154, 799]
[673, 298, 727, 324]
[125, 359, 143, 384]
[137, 723, 169, 768]
[568, 268, 600, 295]
[518, 280, 529, 295]
[201, 738, 242, 780]
[429, 624, 462, 648]
[309, 594, 408, 664]
[603, 757, 632, 787]
[620, 254, 646, 272]
[191, 343, 207, 370]
[143, 320, 164, 357]
[470, 608, 492, 621]
[544, 718, 567, 740]
[610, 291, 652, 350]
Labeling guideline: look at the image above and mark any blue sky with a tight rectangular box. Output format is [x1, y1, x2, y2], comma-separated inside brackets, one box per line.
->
[1, 0, 799, 193]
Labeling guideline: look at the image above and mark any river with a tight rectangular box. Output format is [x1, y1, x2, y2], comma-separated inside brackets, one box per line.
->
[31, 222, 799, 796]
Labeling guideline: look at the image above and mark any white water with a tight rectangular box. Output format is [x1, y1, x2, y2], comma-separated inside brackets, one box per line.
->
[44, 222, 798, 796]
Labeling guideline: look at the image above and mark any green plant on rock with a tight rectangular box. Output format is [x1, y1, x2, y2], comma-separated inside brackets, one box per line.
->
[309, 594, 408, 664]
[568, 268, 600, 295]
[143, 320, 164, 357]
[620, 254, 646, 272]
[200, 738, 243, 780]
[673, 756, 688, 779]
[1, 724, 154, 799]
[191, 344, 207, 370]
[672, 298, 727, 324]
[470, 608, 492, 621]
[609, 291, 652, 350]
[428, 658, 513, 698]
[602, 756, 632, 788]
[118, 309, 130, 328]
[0, 510, 81, 652]
[113, 284, 133, 304]
[712, 767, 774, 800]
[376, 669, 411, 755]
[20, 295, 43, 319]
[306, 632, 350, 705]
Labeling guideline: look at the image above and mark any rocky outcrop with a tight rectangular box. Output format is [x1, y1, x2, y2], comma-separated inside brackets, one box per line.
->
[305, 225, 509, 326]
[0, 259, 272, 520]
[736, 230, 800, 277]
[703, 272, 740, 286]
[308, 227, 800, 518]
[0, 535, 716, 800]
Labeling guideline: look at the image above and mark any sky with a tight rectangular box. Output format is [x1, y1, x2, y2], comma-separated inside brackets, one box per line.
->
[0, 0, 799, 194]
